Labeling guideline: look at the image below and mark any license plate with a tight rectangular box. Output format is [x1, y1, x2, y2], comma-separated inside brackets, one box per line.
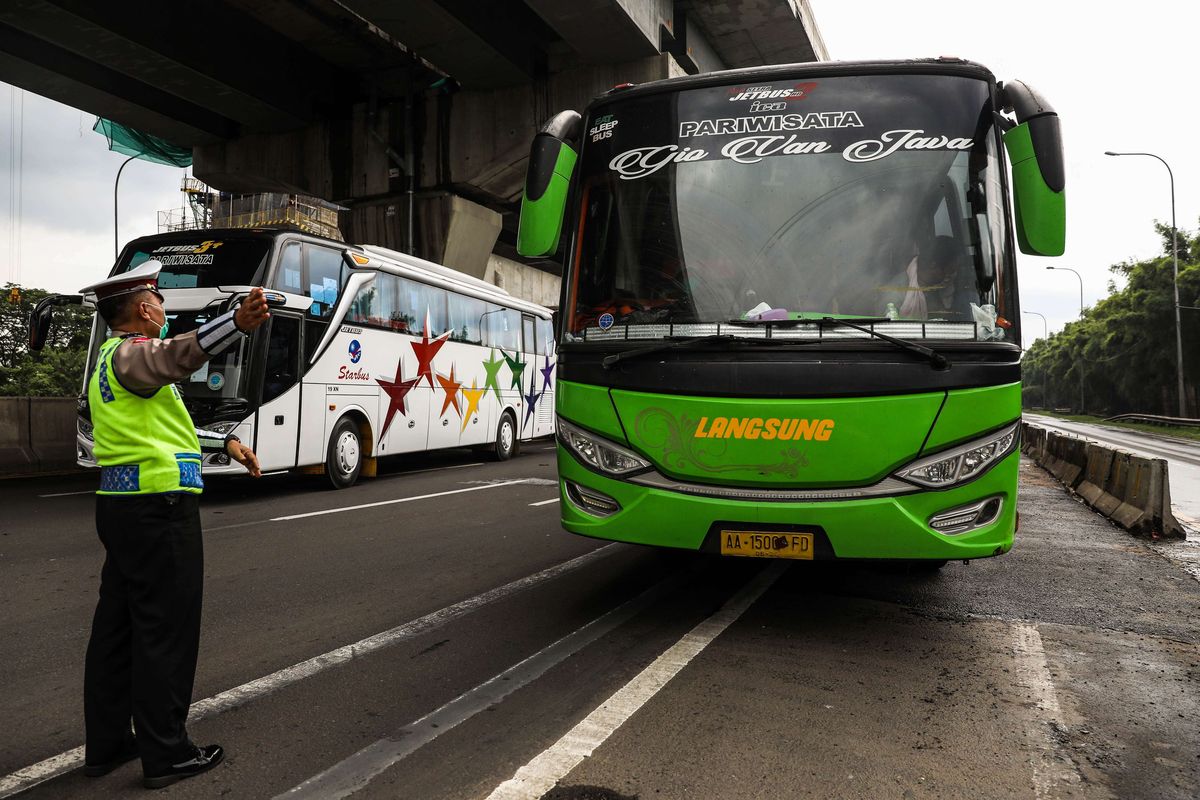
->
[719, 530, 814, 560]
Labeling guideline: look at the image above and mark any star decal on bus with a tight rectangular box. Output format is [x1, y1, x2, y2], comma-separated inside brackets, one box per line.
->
[502, 349, 526, 389]
[482, 349, 505, 402]
[461, 380, 486, 432]
[376, 358, 420, 438]
[411, 310, 450, 389]
[525, 376, 544, 431]
[436, 363, 463, 417]
[540, 359, 555, 392]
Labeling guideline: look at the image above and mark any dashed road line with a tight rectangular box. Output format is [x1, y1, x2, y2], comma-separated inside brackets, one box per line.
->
[529, 497, 559, 507]
[485, 561, 788, 800]
[37, 489, 93, 498]
[0, 544, 620, 799]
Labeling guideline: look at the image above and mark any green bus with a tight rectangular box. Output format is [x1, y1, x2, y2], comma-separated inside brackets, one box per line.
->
[517, 59, 1064, 565]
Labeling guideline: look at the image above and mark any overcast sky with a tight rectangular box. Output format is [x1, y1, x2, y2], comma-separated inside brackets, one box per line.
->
[0, 1, 1194, 342]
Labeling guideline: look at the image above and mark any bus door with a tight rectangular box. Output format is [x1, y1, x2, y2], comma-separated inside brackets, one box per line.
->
[535, 316, 555, 437]
[254, 312, 303, 470]
[521, 314, 540, 438]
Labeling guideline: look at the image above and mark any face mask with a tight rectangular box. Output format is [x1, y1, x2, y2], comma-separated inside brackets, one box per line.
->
[146, 303, 169, 340]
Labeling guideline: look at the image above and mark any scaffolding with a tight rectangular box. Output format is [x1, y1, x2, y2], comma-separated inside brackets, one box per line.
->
[158, 177, 345, 241]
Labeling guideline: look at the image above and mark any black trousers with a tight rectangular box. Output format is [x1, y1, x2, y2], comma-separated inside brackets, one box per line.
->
[85, 493, 203, 774]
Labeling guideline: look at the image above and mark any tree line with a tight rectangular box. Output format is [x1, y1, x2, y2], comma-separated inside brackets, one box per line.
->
[1, 284, 94, 397]
[1021, 223, 1200, 417]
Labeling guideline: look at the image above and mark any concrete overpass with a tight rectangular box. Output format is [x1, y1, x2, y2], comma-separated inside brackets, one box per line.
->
[0, 0, 827, 296]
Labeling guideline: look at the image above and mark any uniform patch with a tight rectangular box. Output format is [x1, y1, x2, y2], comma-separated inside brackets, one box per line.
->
[100, 465, 140, 492]
[98, 361, 116, 403]
[177, 459, 204, 490]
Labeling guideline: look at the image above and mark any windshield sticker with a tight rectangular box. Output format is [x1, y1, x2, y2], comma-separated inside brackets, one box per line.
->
[598, 312, 615, 330]
[609, 129, 972, 179]
[149, 240, 225, 267]
[679, 111, 861, 138]
[727, 82, 817, 104]
[590, 114, 618, 143]
[207, 372, 225, 391]
[189, 362, 209, 384]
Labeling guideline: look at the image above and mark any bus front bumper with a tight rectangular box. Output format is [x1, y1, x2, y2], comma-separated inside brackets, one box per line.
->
[556, 450, 1018, 561]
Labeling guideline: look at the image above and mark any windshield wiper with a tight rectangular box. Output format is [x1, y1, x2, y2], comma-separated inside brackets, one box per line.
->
[600, 334, 796, 369]
[818, 317, 950, 370]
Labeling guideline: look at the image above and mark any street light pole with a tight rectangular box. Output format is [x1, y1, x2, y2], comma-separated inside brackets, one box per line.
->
[1046, 266, 1086, 413]
[1023, 310, 1050, 409]
[1022, 310, 1048, 342]
[1105, 151, 1187, 416]
[113, 154, 137, 262]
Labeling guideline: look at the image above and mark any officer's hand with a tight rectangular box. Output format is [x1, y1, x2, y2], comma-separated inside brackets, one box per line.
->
[235, 287, 271, 333]
[227, 440, 262, 478]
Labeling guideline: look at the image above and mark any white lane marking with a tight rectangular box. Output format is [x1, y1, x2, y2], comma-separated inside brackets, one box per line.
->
[485, 561, 788, 800]
[396, 461, 484, 477]
[0, 545, 620, 800]
[528, 498, 559, 507]
[37, 489, 93, 498]
[1011, 622, 1080, 799]
[270, 480, 526, 521]
[276, 563, 694, 799]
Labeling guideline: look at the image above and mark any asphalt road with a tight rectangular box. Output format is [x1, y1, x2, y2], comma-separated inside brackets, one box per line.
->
[1, 444, 1198, 799]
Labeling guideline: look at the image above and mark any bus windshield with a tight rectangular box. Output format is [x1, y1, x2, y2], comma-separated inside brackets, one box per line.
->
[115, 237, 271, 289]
[569, 73, 1014, 343]
[168, 310, 248, 401]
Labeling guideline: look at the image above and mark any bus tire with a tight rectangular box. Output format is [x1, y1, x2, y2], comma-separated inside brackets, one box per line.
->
[326, 417, 363, 489]
[493, 411, 518, 461]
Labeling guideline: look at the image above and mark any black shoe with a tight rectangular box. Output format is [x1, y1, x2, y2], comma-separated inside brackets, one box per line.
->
[83, 736, 139, 777]
[142, 744, 224, 789]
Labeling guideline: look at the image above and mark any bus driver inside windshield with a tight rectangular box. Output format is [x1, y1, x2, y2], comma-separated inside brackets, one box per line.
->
[880, 235, 966, 320]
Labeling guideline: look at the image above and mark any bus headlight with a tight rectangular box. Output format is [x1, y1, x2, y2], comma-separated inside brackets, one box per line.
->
[558, 417, 651, 477]
[199, 421, 240, 436]
[894, 422, 1018, 489]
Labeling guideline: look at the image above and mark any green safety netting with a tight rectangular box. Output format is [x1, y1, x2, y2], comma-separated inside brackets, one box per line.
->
[93, 118, 193, 167]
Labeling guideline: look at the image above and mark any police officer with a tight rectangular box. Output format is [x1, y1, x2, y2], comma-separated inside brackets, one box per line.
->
[78, 260, 270, 789]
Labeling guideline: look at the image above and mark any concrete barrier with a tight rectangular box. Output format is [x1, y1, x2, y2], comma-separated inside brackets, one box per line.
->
[0, 396, 81, 477]
[0, 398, 37, 475]
[1021, 421, 1184, 539]
[29, 398, 80, 472]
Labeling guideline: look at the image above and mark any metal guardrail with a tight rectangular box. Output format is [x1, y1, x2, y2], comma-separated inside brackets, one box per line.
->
[1104, 413, 1200, 428]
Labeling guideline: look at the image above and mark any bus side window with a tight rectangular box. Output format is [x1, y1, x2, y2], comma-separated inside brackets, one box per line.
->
[276, 243, 303, 294]
[522, 316, 536, 355]
[305, 245, 347, 319]
[397, 277, 448, 336]
[485, 306, 519, 352]
[537, 318, 554, 357]
[448, 294, 485, 345]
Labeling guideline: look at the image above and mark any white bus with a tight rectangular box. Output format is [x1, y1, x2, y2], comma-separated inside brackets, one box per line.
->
[70, 229, 556, 488]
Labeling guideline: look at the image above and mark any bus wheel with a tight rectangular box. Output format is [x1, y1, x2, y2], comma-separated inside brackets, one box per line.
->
[493, 411, 518, 461]
[327, 417, 363, 489]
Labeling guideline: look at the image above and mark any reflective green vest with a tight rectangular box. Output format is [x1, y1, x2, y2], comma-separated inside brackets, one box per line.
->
[88, 336, 204, 495]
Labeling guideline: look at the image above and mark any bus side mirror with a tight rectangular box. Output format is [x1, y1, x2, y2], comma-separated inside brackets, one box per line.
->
[1001, 80, 1065, 257]
[517, 111, 582, 258]
[551, 310, 561, 341]
[28, 294, 83, 352]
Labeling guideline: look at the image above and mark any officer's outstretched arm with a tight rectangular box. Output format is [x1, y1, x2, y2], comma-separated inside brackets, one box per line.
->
[112, 308, 247, 395]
